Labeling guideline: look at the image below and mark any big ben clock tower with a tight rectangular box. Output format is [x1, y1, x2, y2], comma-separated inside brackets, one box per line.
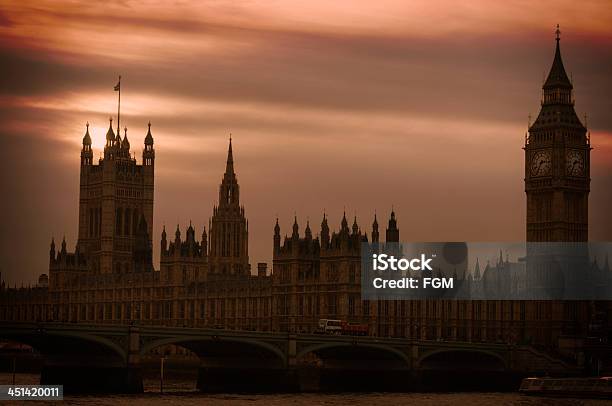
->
[525, 25, 590, 243]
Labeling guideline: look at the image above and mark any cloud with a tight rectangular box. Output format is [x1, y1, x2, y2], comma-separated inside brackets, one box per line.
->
[0, 0, 611, 285]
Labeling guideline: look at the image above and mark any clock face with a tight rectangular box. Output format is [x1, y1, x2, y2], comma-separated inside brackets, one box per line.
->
[530, 150, 552, 177]
[566, 150, 585, 176]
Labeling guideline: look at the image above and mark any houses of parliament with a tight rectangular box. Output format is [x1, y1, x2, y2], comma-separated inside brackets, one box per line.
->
[1, 31, 610, 365]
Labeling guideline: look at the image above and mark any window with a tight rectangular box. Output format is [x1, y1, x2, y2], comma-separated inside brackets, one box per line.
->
[124, 208, 131, 235]
[116, 208, 123, 235]
[348, 296, 355, 316]
[349, 263, 356, 283]
[327, 263, 339, 282]
[178, 302, 185, 318]
[362, 300, 370, 316]
[327, 294, 337, 316]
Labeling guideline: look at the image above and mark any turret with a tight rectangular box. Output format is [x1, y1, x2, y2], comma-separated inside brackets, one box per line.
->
[292, 216, 299, 239]
[305, 220, 312, 240]
[186, 221, 195, 243]
[274, 218, 281, 251]
[49, 237, 56, 263]
[81, 123, 93, 166]
[174, 224, 181, 244]
[105, 118, 115, 147]
[341, 211, 349, 232]
[161, 225, 167, 252]
[386, 209, 399, 242]
[372, 213, 379, 243]
[143, 122, 155, 166]
[186, 221, 196, 255]
[121, 127, 130, 151]
[352, 216, 359, 235]
[321, 213, 330, 249]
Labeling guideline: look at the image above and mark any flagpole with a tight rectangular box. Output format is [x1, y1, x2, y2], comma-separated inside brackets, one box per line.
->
[117, 75, 121, 136]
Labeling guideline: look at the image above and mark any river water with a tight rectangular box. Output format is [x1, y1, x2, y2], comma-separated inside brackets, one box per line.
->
[1, 373, 609, 405]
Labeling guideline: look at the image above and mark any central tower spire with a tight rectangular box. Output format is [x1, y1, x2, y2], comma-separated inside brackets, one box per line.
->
[219, 137, 239, 207]
[225, 135, 234, 175]
[209, 137, 249, 276]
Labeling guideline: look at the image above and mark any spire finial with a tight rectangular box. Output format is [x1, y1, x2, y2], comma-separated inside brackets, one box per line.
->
[83, 122, 92, 145]
[225, 135, 234, 174]
[124, 127, 127, 136]
[555, 24, 561, 42]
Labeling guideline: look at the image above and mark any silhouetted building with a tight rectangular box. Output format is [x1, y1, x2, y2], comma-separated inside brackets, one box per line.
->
[1, 29, 610, 371]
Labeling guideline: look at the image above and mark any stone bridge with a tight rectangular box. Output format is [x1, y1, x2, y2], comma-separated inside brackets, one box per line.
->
[0, 322, 578, 393]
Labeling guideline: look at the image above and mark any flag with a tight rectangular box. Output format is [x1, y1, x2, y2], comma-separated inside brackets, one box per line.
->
[114, 80, 120, 91]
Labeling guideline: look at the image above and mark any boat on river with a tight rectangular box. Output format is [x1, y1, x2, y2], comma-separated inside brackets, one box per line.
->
[519, 376, 612, 399]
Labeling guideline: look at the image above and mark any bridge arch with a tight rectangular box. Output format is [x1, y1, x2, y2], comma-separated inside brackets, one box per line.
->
[417, 348, 507, 371]
[141, 335, 287, 367]
[0, 329, 127, 362]
[297, 342, 411, 367]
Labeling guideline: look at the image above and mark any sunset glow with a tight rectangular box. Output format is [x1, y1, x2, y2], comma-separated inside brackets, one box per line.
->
[1, 0, 611, 284]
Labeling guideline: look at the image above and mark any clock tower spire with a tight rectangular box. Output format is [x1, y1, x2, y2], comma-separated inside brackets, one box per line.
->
[525, 26, 590, 242]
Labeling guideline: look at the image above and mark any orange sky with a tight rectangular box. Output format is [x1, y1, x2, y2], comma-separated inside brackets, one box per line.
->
[1, 1, 611, 284]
